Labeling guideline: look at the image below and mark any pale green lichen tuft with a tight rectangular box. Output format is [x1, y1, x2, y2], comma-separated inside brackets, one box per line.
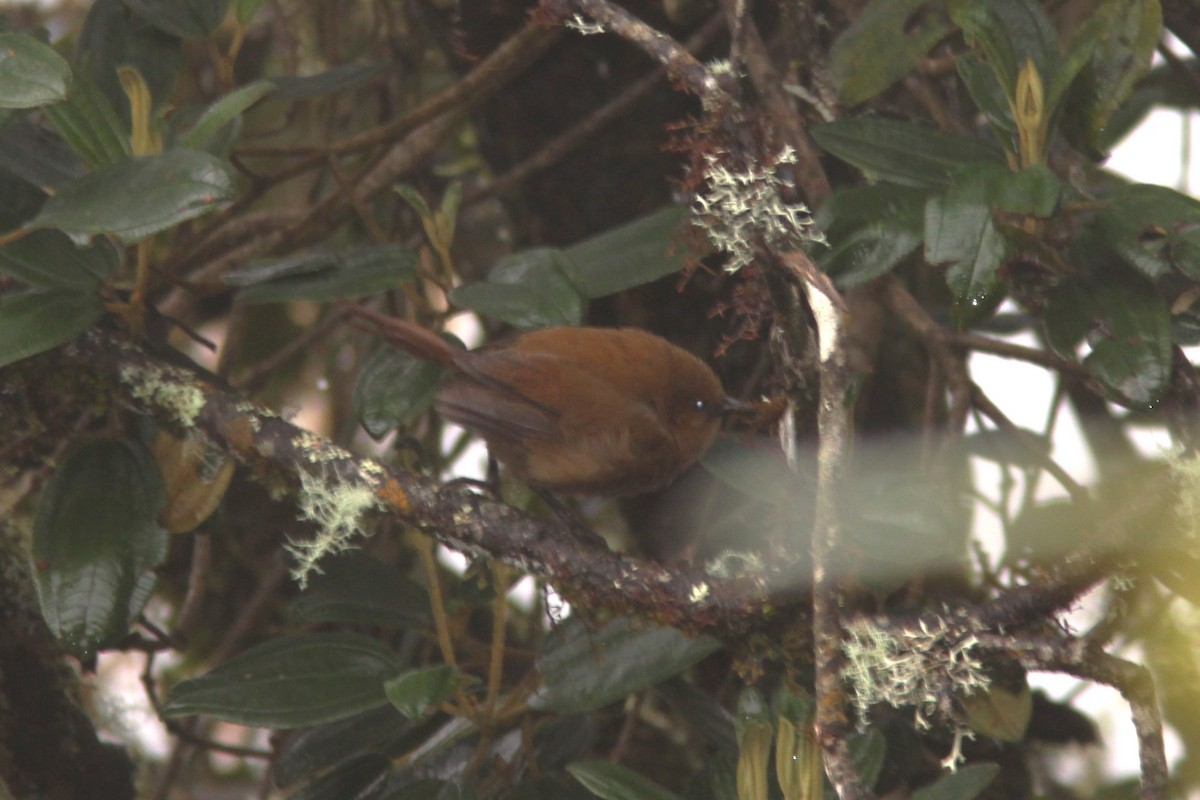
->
[691, 145, 825, 274]
[120, 364, 206, 427]
[565, 14, 605, 35]
[285, 468, 380, 588]
[842, 615, 988, 767]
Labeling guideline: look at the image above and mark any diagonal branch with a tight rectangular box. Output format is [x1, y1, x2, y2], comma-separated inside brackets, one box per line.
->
[69, 331, 787, 640]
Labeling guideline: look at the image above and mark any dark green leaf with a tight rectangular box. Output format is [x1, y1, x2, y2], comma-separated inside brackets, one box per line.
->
[0, 169, 51, 229]
[956, 54, 1015, 148]
[230, 244, 418, 303]
[124, 0, 229, 39]
[32, 149, 237, 244]
[1043, 276, 1171, 408]
[0, 32, 71, 108]
[288, 753, 391, 800]
[32, 439, 167, 660]
[180, 79, 274, 151]
[951, 0, 1059, 103]
[911, 763, 999, 800]
[1096, 183, 1200, 279]
[163, 633, 404, 727]
[562, 206, 699, 298]
[829, 0, 953, 106]
[849, 728, 887, 789]
[272, 62, 387, 100]
[1059, 0, 1161, 158]
[0, 229, 118, 290]
[0, 118, 84, 191]
[811, 118, 1003, 188]
[924, 173, 1007, 324]
[567, 761, 682, 800]
[450, 249, 585, 330]
[0, 288, 104, 369]
[275, 705, 415, 788]
[353, 344, 446, 439]
[78, 0, 180, 118]
[815, 184, 928, 287]
[43, 73, 130, 167]
[530, 616, 721, 713]
[384, 666, 462, 719]
[291, 550, 430, 628]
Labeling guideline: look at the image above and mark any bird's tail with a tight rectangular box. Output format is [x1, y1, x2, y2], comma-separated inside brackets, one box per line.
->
[340, 303, 460, 367]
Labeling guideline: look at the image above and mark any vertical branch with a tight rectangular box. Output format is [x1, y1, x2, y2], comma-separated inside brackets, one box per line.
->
[781, 252, 870, 799]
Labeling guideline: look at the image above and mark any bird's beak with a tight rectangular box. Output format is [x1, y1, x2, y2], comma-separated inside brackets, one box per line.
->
[720, 396, 758, 415]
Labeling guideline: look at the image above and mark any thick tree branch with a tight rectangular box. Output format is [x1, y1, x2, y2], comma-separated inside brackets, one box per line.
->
[66, 331, 787, 640]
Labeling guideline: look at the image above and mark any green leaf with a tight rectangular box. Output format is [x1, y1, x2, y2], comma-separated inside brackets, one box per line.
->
[124, 0, 230, 39]
[956, 54, 1015, 148]
[291, 550, 430, 628]
[272, 62, 387, 100]
[180, 79, 274, 151]
[849, 728, 887, 789]
[950, 0, 1059, 103]
[450, 248, 585, 329]
[288, 753, 391, 800]
[163, 633, 404, 728]
[1096, 183, 1200, 280]
[275, 705, 414, 788]
[384, 666, 463, 719]
[0, 32, 71, 108]
[1059, 0, 1161, 158]
[911, 763, 999, 800]
[43, 73, 131, 167]
[0, 288, 104, 369]
[562, 206, 699, 298]
[530, 616, 721, 713]
[810, 118, 1003, 188]
[1043, 275, 1171, 408]
[0, 118, 85, 192]
[353, 344, 446, 439]
[31, 149, 237, 244]
[32, 439, 167, 660]
[0, 229, 118, 290]
[829, 0, 954, 106]
[924, 164, 1058, 325]
[814, 184, 928, 286]
[78, 0, 180, 119]
[229, 244, 418, 303]
[568, 761, 682, 800]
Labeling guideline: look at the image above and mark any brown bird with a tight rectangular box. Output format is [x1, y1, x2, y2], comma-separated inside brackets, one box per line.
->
[345, 304, 744, 496]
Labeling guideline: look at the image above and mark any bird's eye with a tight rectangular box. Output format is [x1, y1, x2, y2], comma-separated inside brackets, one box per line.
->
[693, 399, 708, 413]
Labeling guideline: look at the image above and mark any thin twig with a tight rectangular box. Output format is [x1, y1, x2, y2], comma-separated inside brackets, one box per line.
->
[541, 0, 729, 105]
[970, 382, 1091, 506]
